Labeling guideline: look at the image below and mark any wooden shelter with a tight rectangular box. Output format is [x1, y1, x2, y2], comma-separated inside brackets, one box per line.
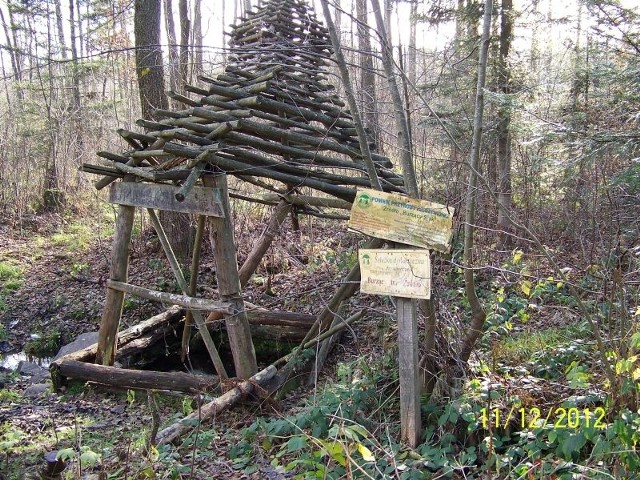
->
[52, 0, 406, 394]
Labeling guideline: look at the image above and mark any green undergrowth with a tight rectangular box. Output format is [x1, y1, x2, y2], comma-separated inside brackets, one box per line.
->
[0, 261, 23, 314]
[216, 353, 640, 480]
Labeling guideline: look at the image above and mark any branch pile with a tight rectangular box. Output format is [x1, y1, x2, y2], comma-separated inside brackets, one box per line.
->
[83, 0, 406, 205]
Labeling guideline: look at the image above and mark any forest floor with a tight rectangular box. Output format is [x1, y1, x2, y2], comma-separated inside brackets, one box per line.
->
[0, 209, 380, 479]
[0, 209, 633, 479]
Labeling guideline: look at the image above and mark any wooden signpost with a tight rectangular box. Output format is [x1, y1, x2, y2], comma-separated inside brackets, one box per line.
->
[350, 189, 453, 448]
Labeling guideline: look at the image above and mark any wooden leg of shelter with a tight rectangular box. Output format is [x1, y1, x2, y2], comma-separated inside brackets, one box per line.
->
[147, 208, 229, 379]
[397, 297, 421, 448]
[203, 199, 290, 330]
[205, 174, 258, 379]
[181, 214, 207, 361]
[96, 204, 135, 366]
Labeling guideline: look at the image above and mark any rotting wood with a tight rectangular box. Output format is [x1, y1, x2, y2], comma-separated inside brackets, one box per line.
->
[51, 307, 184, 368]
[156, 365, 277, 445]
[56, 360, 219, 393]
[246, 310, 315, 328]
[159, 311, 363, 445]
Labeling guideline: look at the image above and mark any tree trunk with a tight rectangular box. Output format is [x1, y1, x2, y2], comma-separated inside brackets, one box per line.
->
[319, 0, 382, 191]
[135, 0, 192, 263]
[69, 0, 81, 110]
[356, 0, 380, 150]
[76, 0, 84, 58]
[408, 0, 417, 86]
[496, 0, 513, 245]
[459, 0, 492, 364]
[134, 0, 169, 120]
[370, 0, 418, 196]
[193, 0, 203, 75]
[54, 0, 67, 59]
[178, 0, 190, 88]
[383, 0, 393, 44]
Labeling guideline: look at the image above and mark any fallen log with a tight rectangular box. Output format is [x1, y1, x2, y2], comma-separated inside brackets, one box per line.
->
[54, 359, 218, 393]
[156, 365, 277, 445]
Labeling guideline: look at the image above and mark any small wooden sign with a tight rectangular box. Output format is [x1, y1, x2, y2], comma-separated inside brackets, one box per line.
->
[359, 249, 431, 299]
[349, 189, 453, 252]
[108, 182, 224, 217]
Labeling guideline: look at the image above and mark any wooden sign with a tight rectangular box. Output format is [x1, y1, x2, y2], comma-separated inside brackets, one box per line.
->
[359, 249, 431, 299]
[109, 182, 224, 217]
[348, 189, 453, 252]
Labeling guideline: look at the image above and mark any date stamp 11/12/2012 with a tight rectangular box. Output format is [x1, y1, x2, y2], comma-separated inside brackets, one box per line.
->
[479, 406, 607, 430]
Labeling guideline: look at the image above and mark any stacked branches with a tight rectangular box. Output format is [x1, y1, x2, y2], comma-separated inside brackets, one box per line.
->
[83, 0, 406, 207]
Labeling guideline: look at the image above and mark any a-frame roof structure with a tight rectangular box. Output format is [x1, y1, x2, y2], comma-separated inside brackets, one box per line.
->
[84, 0, 406, 204]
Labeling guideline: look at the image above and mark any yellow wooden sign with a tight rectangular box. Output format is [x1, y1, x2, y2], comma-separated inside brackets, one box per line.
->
[359, 249, 431, 299]
[348, 189, 454, 252]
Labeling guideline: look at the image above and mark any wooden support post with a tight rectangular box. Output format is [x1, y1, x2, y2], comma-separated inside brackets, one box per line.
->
[96, 204, 135, 366]
[147, 209, 229, 379]
[204, 174, 258, 378]
[397, 297, 421, 448]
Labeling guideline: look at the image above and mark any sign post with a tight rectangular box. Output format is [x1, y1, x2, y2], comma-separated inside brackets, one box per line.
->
[350, 189, 454, 448]
[397, 296, 420, 447]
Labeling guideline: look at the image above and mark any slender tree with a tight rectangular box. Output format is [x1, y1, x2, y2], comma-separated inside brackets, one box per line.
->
[355, 0, 379, 149]
[178, 0, 190, 87]
[459, 0, 492, 364]
[69, 0, 81, 110]
[193, 0, 203, 74]
[54, 0, 67, 59]
[496, 0, 513, 244]
[163, 0, 179, 96]
[370, 0, 418, 196]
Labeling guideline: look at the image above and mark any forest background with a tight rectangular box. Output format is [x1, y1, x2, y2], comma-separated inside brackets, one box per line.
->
[0, 0, 639, 478]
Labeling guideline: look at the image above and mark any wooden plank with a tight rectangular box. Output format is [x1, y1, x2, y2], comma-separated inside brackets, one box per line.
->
[108, 181, 224, 217]
[359, 249, 431, 299]
[205, 174, 258, 379]
[107, 280, 234, 314]
[397, 297, 421, 448]
[96, 204, 135, 366]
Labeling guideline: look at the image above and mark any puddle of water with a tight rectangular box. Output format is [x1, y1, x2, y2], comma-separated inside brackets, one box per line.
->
[0, 352, 51, 370]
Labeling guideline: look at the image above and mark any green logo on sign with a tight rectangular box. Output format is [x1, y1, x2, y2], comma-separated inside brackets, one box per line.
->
[357, 193, 371, 207]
